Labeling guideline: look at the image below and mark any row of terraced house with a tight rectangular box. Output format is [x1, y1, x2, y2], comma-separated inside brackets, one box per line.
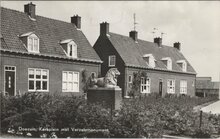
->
[0, 3, 197, 97]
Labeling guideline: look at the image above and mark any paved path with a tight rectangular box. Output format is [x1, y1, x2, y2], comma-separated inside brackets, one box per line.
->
[193, 100, 217, 112]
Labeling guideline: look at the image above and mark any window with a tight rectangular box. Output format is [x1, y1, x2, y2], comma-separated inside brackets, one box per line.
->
[141, 77, 150, 93]
[149, 57, 156, 68]
[167, 79, 175, 94]
[182, 62, 186, 72]
[143, 54, 155, 68]
[167, 59, 172, 70]
[28, 68, 49, 91]
[19, 32, 39, 53]
[60, 40, 77, 58]
[128, 75, 132, 83]
[62, 71, 79, 92]
[28, 35, 39, 53]
[177, 60, 187, 72]
[109, 55, 116, 67]
[162, 57, 172, 70]
[68, 42, 77, 58]
[180, 80, 187, 94]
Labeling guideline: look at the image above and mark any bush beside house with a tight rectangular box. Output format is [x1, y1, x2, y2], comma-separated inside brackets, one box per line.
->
[0, 92, 219, 138]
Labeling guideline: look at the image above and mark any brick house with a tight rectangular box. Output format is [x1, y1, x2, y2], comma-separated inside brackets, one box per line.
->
[94, 22, 197, 97]
[0, 3, 102, 96]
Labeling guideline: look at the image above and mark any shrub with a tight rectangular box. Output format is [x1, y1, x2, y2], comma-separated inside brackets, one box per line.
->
[1, 92, 219, 138]
[110, 98, 164, 138]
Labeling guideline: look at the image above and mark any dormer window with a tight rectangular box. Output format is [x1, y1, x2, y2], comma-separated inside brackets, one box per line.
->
[177, 60, 187, 72]
[161, 57, 172, 70]
[60, 39, 77, 58]
[68, 42, 77, 58]
[20, 32, 39, 53]
[28, 36, 39, 52]
[143, 54, 156, 68]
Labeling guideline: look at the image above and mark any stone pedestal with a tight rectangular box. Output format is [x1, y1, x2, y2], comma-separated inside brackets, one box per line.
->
[87, 87, 122, 110]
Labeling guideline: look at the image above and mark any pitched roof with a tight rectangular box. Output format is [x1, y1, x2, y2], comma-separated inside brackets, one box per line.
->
[0, 7, 101, 63]
[107, 32, 196, 74]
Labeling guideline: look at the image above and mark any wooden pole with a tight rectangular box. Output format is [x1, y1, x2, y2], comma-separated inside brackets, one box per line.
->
[199, 110, 203, 129]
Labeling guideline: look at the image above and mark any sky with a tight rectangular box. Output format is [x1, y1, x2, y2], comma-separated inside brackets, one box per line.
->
[1, 1, 220, 81]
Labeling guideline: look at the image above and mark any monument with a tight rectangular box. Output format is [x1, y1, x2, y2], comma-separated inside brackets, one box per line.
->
[87, 68, 122, 110]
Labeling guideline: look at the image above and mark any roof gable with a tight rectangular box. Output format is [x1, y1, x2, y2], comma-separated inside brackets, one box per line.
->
[20, 32, 37, 37]
[60, 39, 75, 44]
[107, 32, 196, 74]
[0, 7, 101, 62]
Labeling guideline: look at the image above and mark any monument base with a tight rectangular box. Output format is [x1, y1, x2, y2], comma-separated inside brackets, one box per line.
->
[87, 87, 122, 110]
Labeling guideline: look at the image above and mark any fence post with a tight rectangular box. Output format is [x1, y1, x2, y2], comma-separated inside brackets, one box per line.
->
[199, 110, 203, 128]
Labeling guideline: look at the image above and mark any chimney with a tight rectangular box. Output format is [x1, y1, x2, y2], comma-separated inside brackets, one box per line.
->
[24, 2, 36, 19]
[154, 37, 162, 46]
[129, 31, 138, 42]
[174, 42, 181, 51]
[71, 15, 81, 29]
[100, 22, 109, 36]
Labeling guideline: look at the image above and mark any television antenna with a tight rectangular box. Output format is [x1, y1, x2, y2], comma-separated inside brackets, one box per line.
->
[151, 28, 158, 38]
[133, 13, 138, 31]
[161, 32, 166, 39]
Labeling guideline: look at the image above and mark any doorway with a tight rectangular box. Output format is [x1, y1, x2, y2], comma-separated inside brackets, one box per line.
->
[4, 66, 16, 96]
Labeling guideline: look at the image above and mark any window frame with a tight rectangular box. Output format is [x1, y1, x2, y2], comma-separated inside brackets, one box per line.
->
[182, 62, 186, 72]
[167, 79, 175, 94]
[143, 54, 156, 68]
[180, 80, 187, 94]
[140, 77, 151, 94]
[177, 60, 187, 72]
[67, 41, 77, 58]
[162, 57, 172, 70]
[28, 68, 49, 92]
[167, 59, 172, 70]
[149, 56, 156, 68]
[62, 71, 79, 92]
[27, 35, 39, 53]
[108, 55, 116, 67]
[128, 75, 132, 83]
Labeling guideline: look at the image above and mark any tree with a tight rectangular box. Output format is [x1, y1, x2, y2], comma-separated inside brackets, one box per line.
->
[128, 71, 147, 97]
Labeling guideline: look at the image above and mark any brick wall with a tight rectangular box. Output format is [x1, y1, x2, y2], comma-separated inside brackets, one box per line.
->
[94, 36, 126, 95]
[0, 52, 100, 95]
[93, 36, 196, 97]
[125, 67, 196, 97]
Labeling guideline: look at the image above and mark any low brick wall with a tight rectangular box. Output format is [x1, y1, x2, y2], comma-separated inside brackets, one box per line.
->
[87, 87, 122, 110]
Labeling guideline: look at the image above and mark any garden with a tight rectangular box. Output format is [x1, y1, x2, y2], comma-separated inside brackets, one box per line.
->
[1, 92, 220, 138]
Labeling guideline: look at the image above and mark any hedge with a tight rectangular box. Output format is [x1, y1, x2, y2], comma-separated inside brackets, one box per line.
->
[0, 92, 219, 138]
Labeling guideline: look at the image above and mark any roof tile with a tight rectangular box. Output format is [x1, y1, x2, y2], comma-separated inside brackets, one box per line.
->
[0, 7, 100, 62]
[108, 32, 196, 73]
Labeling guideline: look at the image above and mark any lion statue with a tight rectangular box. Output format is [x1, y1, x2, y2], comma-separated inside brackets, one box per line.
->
[90, 68, 120, 88]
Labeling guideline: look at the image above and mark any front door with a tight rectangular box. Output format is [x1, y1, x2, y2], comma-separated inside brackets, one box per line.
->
[5, 66, 16, 96]
[159, 80, 163, 96]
